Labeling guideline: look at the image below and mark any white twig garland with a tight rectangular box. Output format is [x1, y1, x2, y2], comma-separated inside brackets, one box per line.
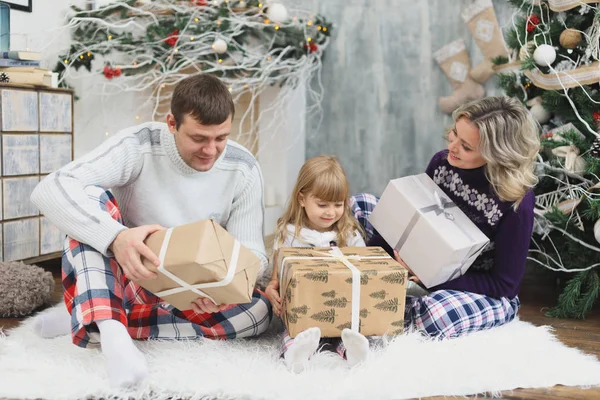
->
[39, 1, 331, 155]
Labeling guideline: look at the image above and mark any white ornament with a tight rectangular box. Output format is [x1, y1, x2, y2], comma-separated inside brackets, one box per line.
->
[267, 3, 288, 24]
[530, 103, 551, 124]
[594, 219, 600, 244]
[533, 44, 557, 67]
[212, 39, 228, 54]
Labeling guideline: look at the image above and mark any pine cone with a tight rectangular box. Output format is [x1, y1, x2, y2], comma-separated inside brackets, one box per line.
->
[591, 137, 600, 158]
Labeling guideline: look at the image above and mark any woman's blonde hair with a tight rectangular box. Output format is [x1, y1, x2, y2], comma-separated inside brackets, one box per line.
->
[452, 96, 540, 210]
[275, 156, 363, 247]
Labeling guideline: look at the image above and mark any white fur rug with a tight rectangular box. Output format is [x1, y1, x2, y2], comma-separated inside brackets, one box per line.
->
[1, 306, 600, 400]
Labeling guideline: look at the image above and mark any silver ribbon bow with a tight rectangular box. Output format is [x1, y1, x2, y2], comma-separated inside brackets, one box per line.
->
[424, 191, 456, 220]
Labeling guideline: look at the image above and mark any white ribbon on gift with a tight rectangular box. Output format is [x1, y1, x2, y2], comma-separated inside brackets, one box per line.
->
[280, 248, 392, 332]
[154, 227, 241, 305]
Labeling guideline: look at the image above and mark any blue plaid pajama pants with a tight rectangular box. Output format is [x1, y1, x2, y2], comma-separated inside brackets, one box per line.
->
[349, 193, 520, 340]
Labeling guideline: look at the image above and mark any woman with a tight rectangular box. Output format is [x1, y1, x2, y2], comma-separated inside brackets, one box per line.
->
[351, 96, 540, 339]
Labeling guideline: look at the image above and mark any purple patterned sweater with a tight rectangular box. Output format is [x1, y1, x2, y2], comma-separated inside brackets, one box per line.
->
[368, 150, 535, 299]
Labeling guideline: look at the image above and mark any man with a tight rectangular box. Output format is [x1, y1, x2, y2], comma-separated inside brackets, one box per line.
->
[31, 74, 272, 387]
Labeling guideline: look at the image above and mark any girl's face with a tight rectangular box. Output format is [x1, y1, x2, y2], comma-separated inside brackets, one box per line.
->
[299, 193, 345, 232]
[447, 118, 486, 169]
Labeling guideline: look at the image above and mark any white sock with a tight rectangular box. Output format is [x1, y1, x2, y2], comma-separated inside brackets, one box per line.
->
[342, 329, 370, 367]
[33, 305, 72, 338]
[97, 319, 149, 387]
[284, 327, 321, 373]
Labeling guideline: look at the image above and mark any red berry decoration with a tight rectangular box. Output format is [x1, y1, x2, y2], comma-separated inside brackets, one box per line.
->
[103, 65, 114, 79]
[164, 29, 179, 47]
[527, 14, 540, 32]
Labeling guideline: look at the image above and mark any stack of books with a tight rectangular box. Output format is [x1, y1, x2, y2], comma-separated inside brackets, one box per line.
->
[0, 50, 52, 87]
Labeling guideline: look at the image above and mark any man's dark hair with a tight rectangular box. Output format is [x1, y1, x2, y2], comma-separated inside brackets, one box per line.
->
[170, 74, 235, 128]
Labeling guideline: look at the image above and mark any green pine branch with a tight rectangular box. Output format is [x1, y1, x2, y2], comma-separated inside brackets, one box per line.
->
[581, 197, 600, 220]
[491, 55, 509, 65]
[546, 270, 600, 319]
[520, 56, 537, 71]
[504, 16, 527, 50]
[584, 154, 600, 176]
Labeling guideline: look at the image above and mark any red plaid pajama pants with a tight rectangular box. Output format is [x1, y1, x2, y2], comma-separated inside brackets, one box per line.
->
[62, 187, 272, 348]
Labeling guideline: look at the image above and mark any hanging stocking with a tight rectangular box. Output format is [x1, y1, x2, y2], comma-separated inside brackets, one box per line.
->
[462, 0, 509, 83]
[433, 39, 485, 114]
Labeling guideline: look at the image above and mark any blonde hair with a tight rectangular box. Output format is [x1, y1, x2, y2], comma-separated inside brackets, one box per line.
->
[275, 156, 363, 247]
[452, 96, 540, 210]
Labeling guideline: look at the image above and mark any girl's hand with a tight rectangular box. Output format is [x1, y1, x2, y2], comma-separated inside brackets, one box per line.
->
[393, 250, 421, 284]
[265, 280, 282, 316]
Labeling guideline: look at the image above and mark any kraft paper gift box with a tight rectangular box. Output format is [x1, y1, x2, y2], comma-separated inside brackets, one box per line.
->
[276, 246, 408, 338]
[369, 173, 489, 289]
[135, 219, 261, 311]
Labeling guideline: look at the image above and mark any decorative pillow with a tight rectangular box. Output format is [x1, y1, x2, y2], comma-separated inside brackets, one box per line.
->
[0, 261, 55, 317]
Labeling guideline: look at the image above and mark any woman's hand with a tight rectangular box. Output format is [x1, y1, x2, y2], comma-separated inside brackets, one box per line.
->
[265, 279, 282, 316]
[393, 250, 421, 284]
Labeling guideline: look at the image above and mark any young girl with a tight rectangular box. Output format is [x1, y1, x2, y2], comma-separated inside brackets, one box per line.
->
[265, 155, 368, 372]
[353, 96, 540, 339]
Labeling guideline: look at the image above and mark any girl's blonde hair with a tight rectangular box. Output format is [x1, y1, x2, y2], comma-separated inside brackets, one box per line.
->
[275, 156, 363, 247]
[452, 96, 540, 210]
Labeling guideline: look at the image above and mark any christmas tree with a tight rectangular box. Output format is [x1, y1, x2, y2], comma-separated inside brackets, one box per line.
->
[494, 0, 600, 319]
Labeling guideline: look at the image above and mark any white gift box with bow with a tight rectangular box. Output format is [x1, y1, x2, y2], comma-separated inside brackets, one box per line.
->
[369, 174, 490, 288]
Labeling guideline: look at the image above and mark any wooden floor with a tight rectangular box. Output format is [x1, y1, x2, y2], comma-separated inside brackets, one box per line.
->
[1, 260, 599, 400]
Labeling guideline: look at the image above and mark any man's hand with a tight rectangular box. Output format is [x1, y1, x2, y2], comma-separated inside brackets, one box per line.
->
[110, 224, 164, 281]
[265, 280, 282, 316]
[191, 297, 230, 314]
[393, 250, 421, 284]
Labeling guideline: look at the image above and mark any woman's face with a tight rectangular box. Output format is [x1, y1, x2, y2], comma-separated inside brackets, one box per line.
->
[447, 118, 486, 169]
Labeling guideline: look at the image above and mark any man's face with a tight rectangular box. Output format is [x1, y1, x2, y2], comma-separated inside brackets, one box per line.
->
[167, 113, 231, 172]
